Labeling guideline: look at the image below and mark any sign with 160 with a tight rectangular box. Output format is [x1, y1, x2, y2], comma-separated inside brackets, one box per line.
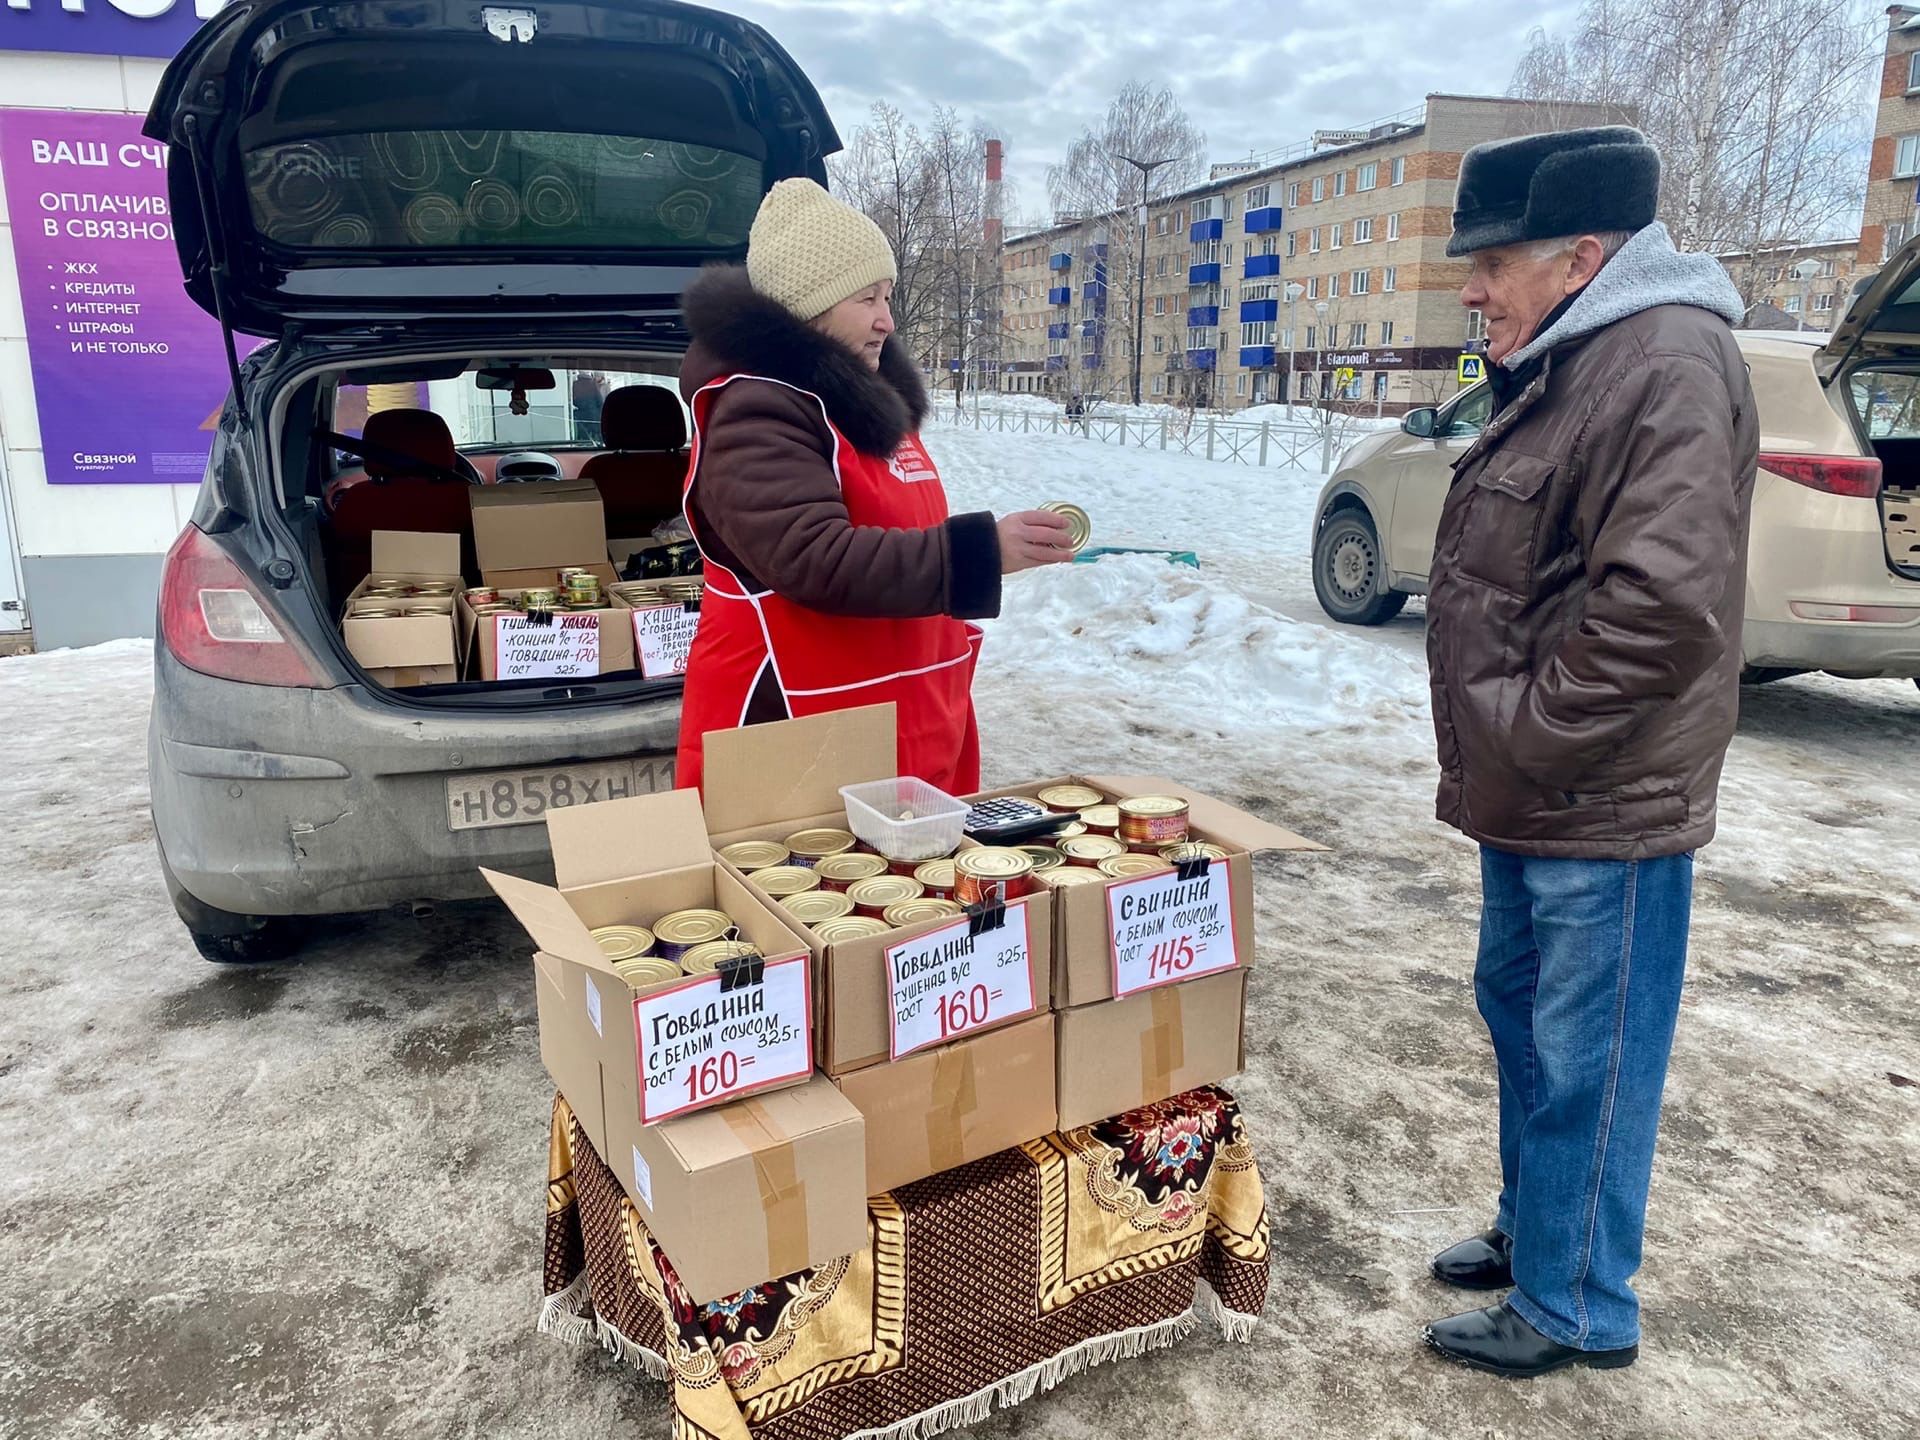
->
[632, 955, 812, 1122]
[886, 902, 1035, 1059]
[1106, 862, 1238, 998]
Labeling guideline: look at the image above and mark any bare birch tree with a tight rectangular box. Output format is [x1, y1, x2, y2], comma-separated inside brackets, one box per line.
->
[828, 104, 943, 355]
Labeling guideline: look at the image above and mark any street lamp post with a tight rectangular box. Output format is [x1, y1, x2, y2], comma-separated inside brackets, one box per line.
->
[1791, 257, 1822, 333]
[1314, 299, 1331, 472]
[1117, 153, 1174, 408]
[1283, 280, 1304, 423]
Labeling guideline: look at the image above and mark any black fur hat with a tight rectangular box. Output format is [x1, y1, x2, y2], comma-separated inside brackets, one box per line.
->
[1446, 126, 1661, 258]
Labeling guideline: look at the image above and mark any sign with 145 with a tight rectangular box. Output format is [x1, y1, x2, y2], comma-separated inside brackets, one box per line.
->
[885, 902, 1035, 1059]
[632, 955, 812, 1123]
[1106, 862, 1238, 998]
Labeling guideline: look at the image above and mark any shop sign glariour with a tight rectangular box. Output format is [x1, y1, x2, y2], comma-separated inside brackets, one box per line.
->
[0, 109, 256, 485]
[1, 0, 231, 61]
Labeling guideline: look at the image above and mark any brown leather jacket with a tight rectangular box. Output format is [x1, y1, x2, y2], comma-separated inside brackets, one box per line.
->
[1426, 302, 1759, 859]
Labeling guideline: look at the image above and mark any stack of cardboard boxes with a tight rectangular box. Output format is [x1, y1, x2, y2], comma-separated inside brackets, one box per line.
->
[338, 531, 462, 687]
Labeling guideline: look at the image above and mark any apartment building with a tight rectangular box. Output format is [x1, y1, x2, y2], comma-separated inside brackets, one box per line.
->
[1717, 239, 1866, 332]
[1000, 93, 1625, 414]
[1861, 7, 1920, 269]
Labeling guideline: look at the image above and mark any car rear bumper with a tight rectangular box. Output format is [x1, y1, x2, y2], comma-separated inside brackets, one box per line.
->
[149, 645, 680, 918]
[1743, 616, 1920, 675]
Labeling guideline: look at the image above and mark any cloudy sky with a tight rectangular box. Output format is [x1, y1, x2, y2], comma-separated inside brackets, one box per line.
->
[719, 0, 1585, 220]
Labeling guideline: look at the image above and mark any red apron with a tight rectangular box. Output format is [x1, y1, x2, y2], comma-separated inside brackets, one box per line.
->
[675, 374, 983, 795]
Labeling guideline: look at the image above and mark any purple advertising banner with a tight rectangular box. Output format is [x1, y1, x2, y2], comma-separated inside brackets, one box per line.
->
[1, 108, 249, 485]
[0, 0, 225, 60]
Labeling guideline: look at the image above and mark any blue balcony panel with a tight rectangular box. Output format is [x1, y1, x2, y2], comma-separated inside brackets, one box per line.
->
[1240, 346, 1277, 369]
[1081, 353, 1105, 370]
[1245, 206, 1285, 234]
[1048, 286, 1072, 306]
[1047, 322, 1070, 339]
[1081, 280, 1108, 300]
[1084, 242, 1108, 260]
[1188, 262, 1221, 285]
[1186, 305, 1219, 327]
[1045, 354, 1068, 371]
[1240, 298, 1279, 323]
[1049, 251, 1072, 271]
[1080, 319, 1106, 338]
[1244, 253, 1282, 279]
[1185, 347, 1218, 371]
[1189, 217, 1224, 243]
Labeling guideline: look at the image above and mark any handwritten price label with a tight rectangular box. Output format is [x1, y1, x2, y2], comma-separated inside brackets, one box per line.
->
[885, 902, 1035, 1059]
[1106, 862, 1238, 998]
[630, 603, 698, 679]
[495, 612, 600, 679]
[632, 954, 812, 1123]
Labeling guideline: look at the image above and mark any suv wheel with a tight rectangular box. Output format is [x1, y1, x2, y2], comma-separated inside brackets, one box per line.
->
[1313, 509, 1407, 626]
[158, 838, 299, 965]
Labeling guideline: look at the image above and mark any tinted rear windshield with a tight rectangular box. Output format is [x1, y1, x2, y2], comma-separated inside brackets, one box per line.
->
[244, 131, 763, 250]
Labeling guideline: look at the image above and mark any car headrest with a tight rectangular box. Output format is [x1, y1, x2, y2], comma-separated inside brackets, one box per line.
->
[600, 385, 687, 452]
[363, 408, 456, 478]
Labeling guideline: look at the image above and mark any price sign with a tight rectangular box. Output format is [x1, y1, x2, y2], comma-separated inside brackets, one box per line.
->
[630, 603, 698, 679]
[632, 955, 812, 1123]
[1106, 862, 1238, 998]
[886, 902, 1035, 1060]
[495, 612, 600, 679]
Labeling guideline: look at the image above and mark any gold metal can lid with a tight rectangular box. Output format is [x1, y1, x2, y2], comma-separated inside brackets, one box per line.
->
[1051, 820, 1088, 839]
[590, 924, 656, 961]
[1037, 783, 1105, 811]
[1040, 501, 1092, 552]
[815, 853, 890, 885]
[1080, 804, 1121, 830]
[402, 605, 446, 617]
[813, 915, 894, 943]
[612, 956, 682, 986]
[847, 875, 925, 908]
[754, 865, 822, 898]
[955, 847, 1035, 881]
[1162, 841, 1230, 863]
[1019, 845, 1065, 870]
[720, 840, 792, 873]
[1042, 866, 1108, 888]
[653, 909, 735, 946]
[679, 940, 761, 975]
[1118, 795, 1190, 820]
[785, 827, 856, 860]
[351, 606, 403, 618]
[781, 890, 856, 923]
[410, 582, 456, 595]
[1059, 834, 1127, 863]
[912, 858, 957, 891]
[883, 898, 966, 928]
[1098, 854, 1175, 880]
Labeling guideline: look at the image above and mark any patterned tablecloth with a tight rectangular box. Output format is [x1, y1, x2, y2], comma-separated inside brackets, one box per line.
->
[539, 1085, 1272, 1440]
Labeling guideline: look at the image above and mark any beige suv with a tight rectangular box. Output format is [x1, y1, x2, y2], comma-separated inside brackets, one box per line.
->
[1310, 257, 1920, 689]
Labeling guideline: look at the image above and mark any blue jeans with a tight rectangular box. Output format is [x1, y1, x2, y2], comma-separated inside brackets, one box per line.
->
[1474, 845, 1694, 1351]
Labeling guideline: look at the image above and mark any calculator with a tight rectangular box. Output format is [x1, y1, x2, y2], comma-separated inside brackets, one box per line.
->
[963, 797, 1073, 846]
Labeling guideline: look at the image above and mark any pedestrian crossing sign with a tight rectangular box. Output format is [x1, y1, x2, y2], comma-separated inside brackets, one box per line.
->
[1458, 353, 1486, 383]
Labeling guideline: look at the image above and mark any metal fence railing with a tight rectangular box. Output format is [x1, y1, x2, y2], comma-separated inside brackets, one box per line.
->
[927, 403, 1359, 473]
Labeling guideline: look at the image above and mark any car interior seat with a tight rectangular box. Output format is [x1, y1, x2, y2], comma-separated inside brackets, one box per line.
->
[580, 386, 690, 541]
[325, 408, 477, 600]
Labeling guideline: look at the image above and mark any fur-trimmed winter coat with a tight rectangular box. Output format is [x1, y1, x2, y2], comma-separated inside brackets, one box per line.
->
[677, 266, 1001, 620]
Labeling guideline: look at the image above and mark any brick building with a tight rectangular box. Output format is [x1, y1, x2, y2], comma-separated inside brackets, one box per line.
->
[1717, 239, 1867, 332]
[999, 93, 1625, 414]
[1861, 6, 1920, 269]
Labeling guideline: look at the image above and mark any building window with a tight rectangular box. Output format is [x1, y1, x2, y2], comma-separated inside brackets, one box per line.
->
[1387, 212, 1401, 241]
[1334, 171, 1348, 198]
[1153, 333, 1165, 353]
[1286, 231, 1298, 258]
[1187, 327, 1215, 350]
[1241, 319, 1276, 347]
[1373, 373, 1390, 400]
[1910, 50, 1920, 91]
[1380, 319, 1394, 344]
[1157, 256, 1168, 277]
[1280, 327, 1294, 349]
[1383, 266, 1397, 292]
[1223, 286, 1234, 306]
[1348, 322, 1366, 345]
[1312, 176, 1325, 202]
[1304, 325, 1316, 349]
[1815, 292, 1836, 312]
[1226, 243, 1235, 264]
[1246, 183, 1271, 209]
[1391, 156, 1406, 186]
[1236, 373, 1248, 396]
[1306, 275, 1319, 299]
[1352, 268, 1370, 295]
[1358, 162, 1378, 192]
[1258, 235, 1279, 257]
[1329, 273, 1341, 298]
[1886, 221, 1914, 261]
[1897, 133, 1920, 179]
[1287, 181, 1301, 208]
[1331, 223, 1344, 249]
[1153, 295, 1164, 316]
[1466, 309, 1487, 342]
[1190, 197, 1216, 223]
[1354, 217, 1374, 243]
[1153, 376, 1166, 395]
[1821, 257, 1836, 278]
[1784, 294, 1803, 314]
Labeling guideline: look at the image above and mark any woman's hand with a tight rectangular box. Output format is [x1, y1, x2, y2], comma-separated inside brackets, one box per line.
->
[997, 510, 1078, 574]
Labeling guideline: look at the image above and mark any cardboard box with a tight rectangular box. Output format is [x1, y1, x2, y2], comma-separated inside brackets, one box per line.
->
[835, 1012, 1057, 1195]
[1054, 968, 1247, 1130]
[706, 706, 1054, 1077]
[610, 587, 698, 681]
[341, 531, 461, 687]
[971, 777, 1323, 1009]
[469, 480, 620, 590]
[457, 589, 636, 682]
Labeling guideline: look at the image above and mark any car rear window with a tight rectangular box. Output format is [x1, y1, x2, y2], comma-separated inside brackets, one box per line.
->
[243, 130, 764, 251]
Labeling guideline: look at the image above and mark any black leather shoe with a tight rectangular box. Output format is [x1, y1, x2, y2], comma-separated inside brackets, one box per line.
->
[1429, 1227, 1513, 1290]
[1423, 1301, 1638, 1378]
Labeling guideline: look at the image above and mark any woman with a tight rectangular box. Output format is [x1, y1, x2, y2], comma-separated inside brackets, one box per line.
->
[674, 178, 1073, 793]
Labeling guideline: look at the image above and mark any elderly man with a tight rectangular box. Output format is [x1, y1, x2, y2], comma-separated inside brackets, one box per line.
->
[1421, 127, 1756, 1377]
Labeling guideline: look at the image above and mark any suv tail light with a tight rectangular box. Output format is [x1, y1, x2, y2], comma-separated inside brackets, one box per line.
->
[1757, 452, 1883, 499]
[158, 526, 326, 687]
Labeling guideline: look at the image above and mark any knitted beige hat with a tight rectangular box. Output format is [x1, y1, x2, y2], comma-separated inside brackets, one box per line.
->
[747, 178, 898, 320]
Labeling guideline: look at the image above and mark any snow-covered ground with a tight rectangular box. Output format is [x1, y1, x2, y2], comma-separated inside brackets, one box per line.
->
[2, 426, 1916, 1438]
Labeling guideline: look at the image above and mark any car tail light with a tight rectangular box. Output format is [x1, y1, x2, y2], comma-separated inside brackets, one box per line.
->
[1757, 452, 1883, 499]
[158, 526, 327, 687]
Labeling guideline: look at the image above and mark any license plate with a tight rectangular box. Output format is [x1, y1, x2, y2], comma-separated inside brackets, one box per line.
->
[446, 758, 674, 831]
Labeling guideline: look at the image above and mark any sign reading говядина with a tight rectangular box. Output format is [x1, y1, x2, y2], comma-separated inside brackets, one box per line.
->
[0, 109, 260, 485]
[633, 955, 812, 1123]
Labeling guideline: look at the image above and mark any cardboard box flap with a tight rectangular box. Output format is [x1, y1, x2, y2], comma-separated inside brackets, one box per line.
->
[479, 867, 607, 967]
[548, 788, 711, 891]
[1082, 774, 1327, 853]
[370, 530, 461, 577]
[703, 704, 899, 836]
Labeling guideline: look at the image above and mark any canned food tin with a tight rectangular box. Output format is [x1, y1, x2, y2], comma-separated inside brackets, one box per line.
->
[847, 875, 925, 918]
[953, 848, 1036, 905]
[1019, 845, 1065, 871]
[521, 587, 559, 609]
[813, 915, 894, 943]
[1079, 804, 1122, 834]
[1059, 834, 1127, 866]
[652, 908, 735, 959]
[1036, 783, 1105, 813]
[1117, 796, 1191, 846]
[1161, 841, 1230, 864]
[558, 567, 597, 585]
[785, 828, 856, 867]
[753, 865, 822, 899]
[590, 924, 656, 962]
[815, 852, 889, 891]
[1097, 854, 1175, 881]
[1041, 866, 1107, 888]
[680, 940, 763, 975]
[350, 605, 402, 619]
[612, 956, 683, 987]
[883, 898, 966, 929]
[719, 840, 791, 873]
[402, 605, 446, 617]
[1051, 820, 1088, 840]
[411, 582, 457, 596]
[465, 586, 498, 605]
[781, 890, 856, 925]
[1040, 500, 1092, 552]
[912, 858, 957, 897]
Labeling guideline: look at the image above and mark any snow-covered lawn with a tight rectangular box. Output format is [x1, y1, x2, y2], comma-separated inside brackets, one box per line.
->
[1, 425, 1916, 1438]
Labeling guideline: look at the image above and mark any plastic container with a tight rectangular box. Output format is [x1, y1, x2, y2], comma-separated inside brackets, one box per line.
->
[838, 777, 969, 863]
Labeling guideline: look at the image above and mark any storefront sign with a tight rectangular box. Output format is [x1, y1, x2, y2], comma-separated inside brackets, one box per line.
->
[1286, 346, 1462, 374]
[0, 109, 252, 485]
[1, 0, 228, 60]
